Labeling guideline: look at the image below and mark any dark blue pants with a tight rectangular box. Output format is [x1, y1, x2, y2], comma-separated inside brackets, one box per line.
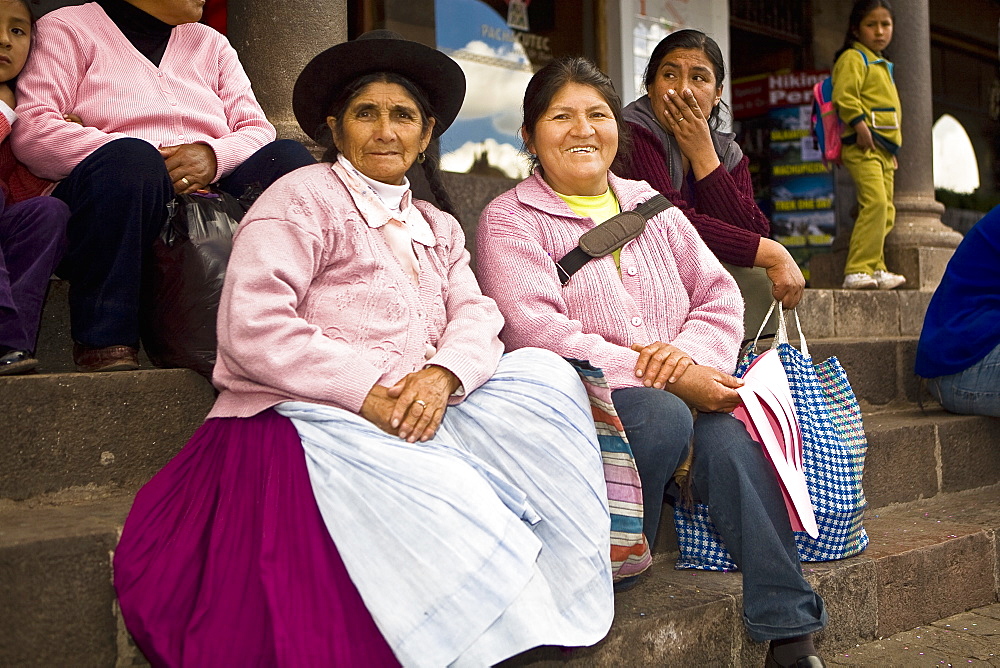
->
[0, 196, 69, 352]
[53, 138, 315, 348]
[612, 386, 827, 641]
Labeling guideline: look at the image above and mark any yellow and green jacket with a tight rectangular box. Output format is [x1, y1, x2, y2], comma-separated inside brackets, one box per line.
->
[832, 41, 902, 154]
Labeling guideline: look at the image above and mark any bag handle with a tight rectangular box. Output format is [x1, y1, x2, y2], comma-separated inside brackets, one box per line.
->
[748, 301, 810, 359]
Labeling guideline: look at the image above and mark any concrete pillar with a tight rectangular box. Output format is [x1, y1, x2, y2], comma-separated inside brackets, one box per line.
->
[884, 0, 963, 289]
[227, 0, 347, 143]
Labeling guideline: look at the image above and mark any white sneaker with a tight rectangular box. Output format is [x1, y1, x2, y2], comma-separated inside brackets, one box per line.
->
[842, 272, 878, 289]
[873, 270, 906, 290]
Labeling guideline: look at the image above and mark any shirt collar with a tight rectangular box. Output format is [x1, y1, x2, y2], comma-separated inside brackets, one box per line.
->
[332, 156, 436, 247]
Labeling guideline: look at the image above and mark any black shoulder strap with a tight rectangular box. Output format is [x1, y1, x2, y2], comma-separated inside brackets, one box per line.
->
[555, 194, 672, 285]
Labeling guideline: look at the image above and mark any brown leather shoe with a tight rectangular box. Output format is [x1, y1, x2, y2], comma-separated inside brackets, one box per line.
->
[73, 343, 139, 373]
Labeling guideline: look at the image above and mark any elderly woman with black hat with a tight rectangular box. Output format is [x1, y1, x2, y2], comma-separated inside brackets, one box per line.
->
[112, 31, 614, 667]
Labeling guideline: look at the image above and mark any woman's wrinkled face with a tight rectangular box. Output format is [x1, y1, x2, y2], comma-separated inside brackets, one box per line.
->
[523, 82, 618, 197]
[648, 47, 723, 133]
[328, 81, 434, 186]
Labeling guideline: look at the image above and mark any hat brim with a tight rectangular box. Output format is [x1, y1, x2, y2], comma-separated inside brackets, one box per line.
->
[293, 36, 466, 143]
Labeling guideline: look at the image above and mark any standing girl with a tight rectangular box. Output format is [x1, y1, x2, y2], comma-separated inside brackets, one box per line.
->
[833, 0, 906, 290]
[0, 0, 69, 374]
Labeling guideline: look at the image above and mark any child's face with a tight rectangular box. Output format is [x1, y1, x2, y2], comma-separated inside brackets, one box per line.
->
[0, 0, 31, 85]
[854, 7, 893, 53]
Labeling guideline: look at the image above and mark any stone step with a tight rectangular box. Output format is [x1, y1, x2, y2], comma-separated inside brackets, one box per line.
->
[0, 369, 214, 501]
[791, 287, 931, 340]
[4, 353, 995, 513]
[506, 485, 1000, 666]
[3, 485, 997, 666]
[802, 336, 919, 410]
[648, 407, 1000, 556]
[825, 602, 1000, 665]
[0, 491, 134, 667]
[32, 280, 932, 376]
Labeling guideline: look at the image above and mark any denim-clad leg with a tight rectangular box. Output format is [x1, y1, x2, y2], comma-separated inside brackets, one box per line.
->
[217, 139, 316, 200]
[927, 342, 1000, 417]
[52, 138, 174, 348]
[0, 197, 69, 351]
[611, 387, 692, 547]
[691, 412, 827, 641]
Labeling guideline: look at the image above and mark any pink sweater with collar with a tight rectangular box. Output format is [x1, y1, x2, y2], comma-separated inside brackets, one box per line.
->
[11, 2, 275, 182]
[476, 171, 743, 390]
[209, 164, 504, 419]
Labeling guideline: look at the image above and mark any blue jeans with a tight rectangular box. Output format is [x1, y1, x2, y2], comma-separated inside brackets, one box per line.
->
[53, 138, 315, 348]
[613, 387, 828, 641]
[927, 342, 1000, 417]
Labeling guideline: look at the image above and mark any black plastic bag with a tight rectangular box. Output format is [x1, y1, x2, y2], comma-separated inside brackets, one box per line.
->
[140, 189, 247, 379]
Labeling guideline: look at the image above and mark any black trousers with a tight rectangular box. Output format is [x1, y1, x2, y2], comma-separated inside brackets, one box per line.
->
[53, 138, 315, 347]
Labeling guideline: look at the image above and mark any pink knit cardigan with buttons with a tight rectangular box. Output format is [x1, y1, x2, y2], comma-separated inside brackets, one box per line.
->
[11, 2, 275, 182]
[476, 171, 743, 390]
[209, 164, 505, 419]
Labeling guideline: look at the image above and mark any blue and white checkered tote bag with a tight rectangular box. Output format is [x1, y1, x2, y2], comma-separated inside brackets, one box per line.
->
[674, 302, 869, 570]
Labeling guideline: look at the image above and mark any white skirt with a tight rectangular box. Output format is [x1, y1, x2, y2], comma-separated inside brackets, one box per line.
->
[275, 347, 614, 668]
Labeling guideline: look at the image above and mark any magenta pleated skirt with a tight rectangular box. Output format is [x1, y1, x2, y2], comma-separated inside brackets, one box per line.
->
[113, 409, 401, 667]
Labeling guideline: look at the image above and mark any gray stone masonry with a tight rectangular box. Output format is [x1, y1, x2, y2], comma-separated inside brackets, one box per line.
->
[3, 267, 997, 667]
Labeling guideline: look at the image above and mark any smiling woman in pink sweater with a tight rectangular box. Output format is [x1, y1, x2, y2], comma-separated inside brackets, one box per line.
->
[11, 0, 315, 372]
[476, 56, 829, 668]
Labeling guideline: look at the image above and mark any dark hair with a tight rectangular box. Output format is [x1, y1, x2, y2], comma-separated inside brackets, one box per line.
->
[520, 56, 631, 166]
[835, 0, 894, 61]
[318, 71, 458, 217]
[642, 29, 729, 130]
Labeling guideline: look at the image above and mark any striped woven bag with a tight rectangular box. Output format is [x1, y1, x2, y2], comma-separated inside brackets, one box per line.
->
[567, 359, 652, 581]
[673, 303, 869, 570]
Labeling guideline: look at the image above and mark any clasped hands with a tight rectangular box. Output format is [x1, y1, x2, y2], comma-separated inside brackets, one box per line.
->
[632, 342, 743, 413]
[361, 365, 461, 443]
[159, 143, 218, 195]
[61, 110, 216, 196]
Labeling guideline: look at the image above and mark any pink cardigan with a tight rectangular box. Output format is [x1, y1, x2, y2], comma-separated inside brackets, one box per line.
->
[11, 2, 275, 182]
[476, 171, 742, 390]
[209, 164, 505, 419]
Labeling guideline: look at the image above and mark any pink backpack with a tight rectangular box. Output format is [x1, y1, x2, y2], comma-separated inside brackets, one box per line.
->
[812, 49, 873, 166]
[811, 77, 842, 166]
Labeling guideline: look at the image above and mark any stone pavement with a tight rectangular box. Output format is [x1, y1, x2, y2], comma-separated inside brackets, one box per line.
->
[827, 604, 1000, 666]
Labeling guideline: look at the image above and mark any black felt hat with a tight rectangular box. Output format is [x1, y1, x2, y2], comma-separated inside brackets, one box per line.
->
[293, 29, 466, 142]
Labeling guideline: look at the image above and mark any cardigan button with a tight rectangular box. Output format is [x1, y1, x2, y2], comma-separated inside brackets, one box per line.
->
[631, 316, 642, 327]
[626, 266, 637, 276]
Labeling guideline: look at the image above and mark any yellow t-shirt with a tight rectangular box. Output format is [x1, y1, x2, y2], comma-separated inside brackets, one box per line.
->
[556, 189, 624, 269]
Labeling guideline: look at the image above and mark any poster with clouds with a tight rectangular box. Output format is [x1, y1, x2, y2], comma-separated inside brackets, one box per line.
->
[435, 0, 535, 179]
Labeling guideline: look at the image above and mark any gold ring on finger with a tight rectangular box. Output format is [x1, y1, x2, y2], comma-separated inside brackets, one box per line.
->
[414, 400, 427, 408]
[180, 177, 191, 186]
[677, 116, 686, 122]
